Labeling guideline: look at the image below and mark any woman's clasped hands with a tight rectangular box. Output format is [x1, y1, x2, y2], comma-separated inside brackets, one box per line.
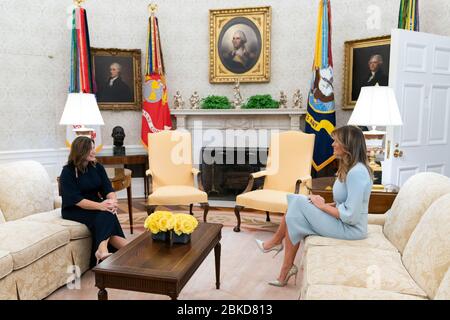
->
[99, 199, 119, 214]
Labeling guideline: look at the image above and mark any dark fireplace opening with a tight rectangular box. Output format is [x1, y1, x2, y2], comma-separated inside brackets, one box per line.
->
[200, 147, 269, 201]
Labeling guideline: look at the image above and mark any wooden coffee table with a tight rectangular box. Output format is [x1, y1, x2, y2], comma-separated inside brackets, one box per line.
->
[92, 223, 223, 300]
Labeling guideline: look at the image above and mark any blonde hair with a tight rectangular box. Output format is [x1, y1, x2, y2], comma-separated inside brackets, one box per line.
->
[331, 125, 373, 182]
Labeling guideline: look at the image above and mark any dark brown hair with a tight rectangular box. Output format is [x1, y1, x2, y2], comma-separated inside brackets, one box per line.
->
[67, 136, 96, 173]
[331, 125, 373, 181]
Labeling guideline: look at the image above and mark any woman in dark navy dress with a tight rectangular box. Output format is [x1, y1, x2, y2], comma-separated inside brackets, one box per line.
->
[60, 136, 128, 265]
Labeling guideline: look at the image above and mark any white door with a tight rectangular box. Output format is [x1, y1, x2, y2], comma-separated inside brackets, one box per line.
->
[383, 29, 450, 187]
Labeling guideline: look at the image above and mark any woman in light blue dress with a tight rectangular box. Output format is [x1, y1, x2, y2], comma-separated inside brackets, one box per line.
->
[256, 126, 373, 286]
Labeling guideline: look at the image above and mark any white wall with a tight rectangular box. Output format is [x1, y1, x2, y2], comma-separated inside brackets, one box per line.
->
[1, 0, 449, 152]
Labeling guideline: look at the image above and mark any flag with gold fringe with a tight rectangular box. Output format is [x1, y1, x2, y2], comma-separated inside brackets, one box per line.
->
[305, 0, 336, 172]
[66, 5, 103, 152]
[141, 8, 172, 147]
[398, 0, 420, 31]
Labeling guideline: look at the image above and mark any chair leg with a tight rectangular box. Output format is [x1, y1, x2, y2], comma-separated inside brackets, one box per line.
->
[234, 206, 243, 232]
[201, 203, 209, 222]
[126, 186, 133, 234]
[266, 211, 271, 222]
[189, 204, 194, 216]
[146, 205, 157, 216]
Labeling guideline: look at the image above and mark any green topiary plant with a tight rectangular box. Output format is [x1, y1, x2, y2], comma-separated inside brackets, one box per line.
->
[242, 94, 279, 109]
[200, 95, 232, 109]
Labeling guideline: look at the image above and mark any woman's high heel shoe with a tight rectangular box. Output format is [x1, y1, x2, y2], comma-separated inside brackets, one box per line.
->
[255, 239, 284, 258]
[95, 251, 112, 265]
[268, 264, 298, 287]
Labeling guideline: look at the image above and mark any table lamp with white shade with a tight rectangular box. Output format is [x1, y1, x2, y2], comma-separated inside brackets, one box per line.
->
[348, 86, 403, 184]
[59, 93, 104, 138]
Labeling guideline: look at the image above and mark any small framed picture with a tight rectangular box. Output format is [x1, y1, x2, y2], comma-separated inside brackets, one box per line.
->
[209, 6, 271, 83]
[343, 35, 391, 109]
[91, 48, 142, 111]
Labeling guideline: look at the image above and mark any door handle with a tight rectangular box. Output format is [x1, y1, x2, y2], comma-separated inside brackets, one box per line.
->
[393, 143, 403, 158]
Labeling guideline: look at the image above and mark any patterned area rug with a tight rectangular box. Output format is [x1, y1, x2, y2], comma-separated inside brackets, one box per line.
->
[116, 199, 282, 233]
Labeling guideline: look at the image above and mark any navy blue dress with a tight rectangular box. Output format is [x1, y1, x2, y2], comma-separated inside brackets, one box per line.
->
[60, 162, 125, 266]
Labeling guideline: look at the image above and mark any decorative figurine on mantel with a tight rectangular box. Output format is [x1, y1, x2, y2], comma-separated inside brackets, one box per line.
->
[112, 126, 126, 156]
[189, 91, 200, 110]
[233, 80, 243, 109]
[173, 91, 184, 109]
[279, 90, 288, 108]
[292, 89, 303, 109]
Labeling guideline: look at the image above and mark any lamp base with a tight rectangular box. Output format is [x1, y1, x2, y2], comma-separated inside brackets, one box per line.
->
[73, 126, 94, 138]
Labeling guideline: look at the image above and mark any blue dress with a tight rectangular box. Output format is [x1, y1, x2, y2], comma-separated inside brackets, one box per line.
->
[285, 163, 372, 245]
[60, 162, 125, 266]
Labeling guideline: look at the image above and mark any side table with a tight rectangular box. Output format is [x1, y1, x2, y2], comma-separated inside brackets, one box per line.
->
[310, 177, 398, 214]
[96, 154, 149, 198]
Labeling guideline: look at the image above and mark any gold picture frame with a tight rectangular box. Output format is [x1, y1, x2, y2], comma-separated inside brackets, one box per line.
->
[343, 35, 391, 109]
[91, 48, 142, 111]
[209, 6, 271, 83]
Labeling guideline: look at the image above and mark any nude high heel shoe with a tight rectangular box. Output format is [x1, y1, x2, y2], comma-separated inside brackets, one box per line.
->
[255, 239, 284, 258]
[95, 251, 112, 265]
[268, 264, 298, 287]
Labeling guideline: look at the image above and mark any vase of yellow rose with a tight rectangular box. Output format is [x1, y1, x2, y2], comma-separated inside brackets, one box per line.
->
[144, 211, 199, 245]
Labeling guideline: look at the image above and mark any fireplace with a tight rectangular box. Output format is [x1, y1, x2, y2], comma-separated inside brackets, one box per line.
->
[200, 147, 269, 201]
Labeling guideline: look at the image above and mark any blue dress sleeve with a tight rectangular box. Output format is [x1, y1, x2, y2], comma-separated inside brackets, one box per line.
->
[97, 163, 115, 198]
[60, 166, 84, 208]
[337, 166, 368, 226]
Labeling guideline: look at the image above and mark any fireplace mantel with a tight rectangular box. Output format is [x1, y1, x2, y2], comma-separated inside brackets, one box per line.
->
[171, 108, 306, 130]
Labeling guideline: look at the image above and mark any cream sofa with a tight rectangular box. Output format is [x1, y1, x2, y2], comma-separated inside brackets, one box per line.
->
[299, 172, 450, 300]
[0, 160, 91, 300]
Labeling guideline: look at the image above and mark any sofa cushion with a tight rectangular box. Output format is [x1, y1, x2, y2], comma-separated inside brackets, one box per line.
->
[236, 189, 288, 213]
[402, 193, 450, 299]
[434, 268, 450, 300]
[0, 160, 54, 221]
[368, 213, 386, 226]
[302, 245, 427, 297]
[20, 209, 90, 240]
[383, 172, 450, 253]
[0, 250, 13, 280]
[304, 224, 398, 252]
[303, 284, 426, 300]
[0, 221, 70, 270]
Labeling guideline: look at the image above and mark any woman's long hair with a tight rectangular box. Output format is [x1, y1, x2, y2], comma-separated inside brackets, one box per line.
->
[67, 136, 96, 174]
[331, 125, 373, 181]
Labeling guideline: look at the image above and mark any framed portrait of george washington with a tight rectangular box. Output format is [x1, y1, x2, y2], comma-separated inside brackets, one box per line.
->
[91, 48, 142, 111]
[209, 6, 271, 83]
[343, 35, 391, 109]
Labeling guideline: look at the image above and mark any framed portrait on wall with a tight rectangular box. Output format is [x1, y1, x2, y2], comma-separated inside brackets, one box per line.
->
[209, 6, 271, 83]
[343, 35, 391, 109]
[91, 48, 142, 110]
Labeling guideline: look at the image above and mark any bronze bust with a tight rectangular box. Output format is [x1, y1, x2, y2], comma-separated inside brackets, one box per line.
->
[112, 126, 126, 156]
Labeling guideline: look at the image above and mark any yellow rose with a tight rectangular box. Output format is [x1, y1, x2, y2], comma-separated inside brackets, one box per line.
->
[173, 214, 198, 234]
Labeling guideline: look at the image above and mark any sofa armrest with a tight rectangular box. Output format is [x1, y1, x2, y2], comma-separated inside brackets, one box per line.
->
[145, 169, 153, 195]
[241, 170, 268, 194]
[54, 196, 62, 209]
[368, 213, 386, 226]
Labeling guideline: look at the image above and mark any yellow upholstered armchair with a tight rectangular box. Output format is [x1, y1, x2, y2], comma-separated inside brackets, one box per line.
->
[146, 130, 209, 221]
[234, 131, 315, 232]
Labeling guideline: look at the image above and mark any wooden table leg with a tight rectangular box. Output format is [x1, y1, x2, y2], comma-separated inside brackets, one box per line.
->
[170, 294, 178, 300]
[214, 242, 221, 289]
[98, 288, 108, 300]
[127, 185, 133, 234]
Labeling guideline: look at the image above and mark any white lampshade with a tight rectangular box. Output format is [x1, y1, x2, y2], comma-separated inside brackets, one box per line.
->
[59, 93, 104, 126]
[348, 86, 403, 127]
